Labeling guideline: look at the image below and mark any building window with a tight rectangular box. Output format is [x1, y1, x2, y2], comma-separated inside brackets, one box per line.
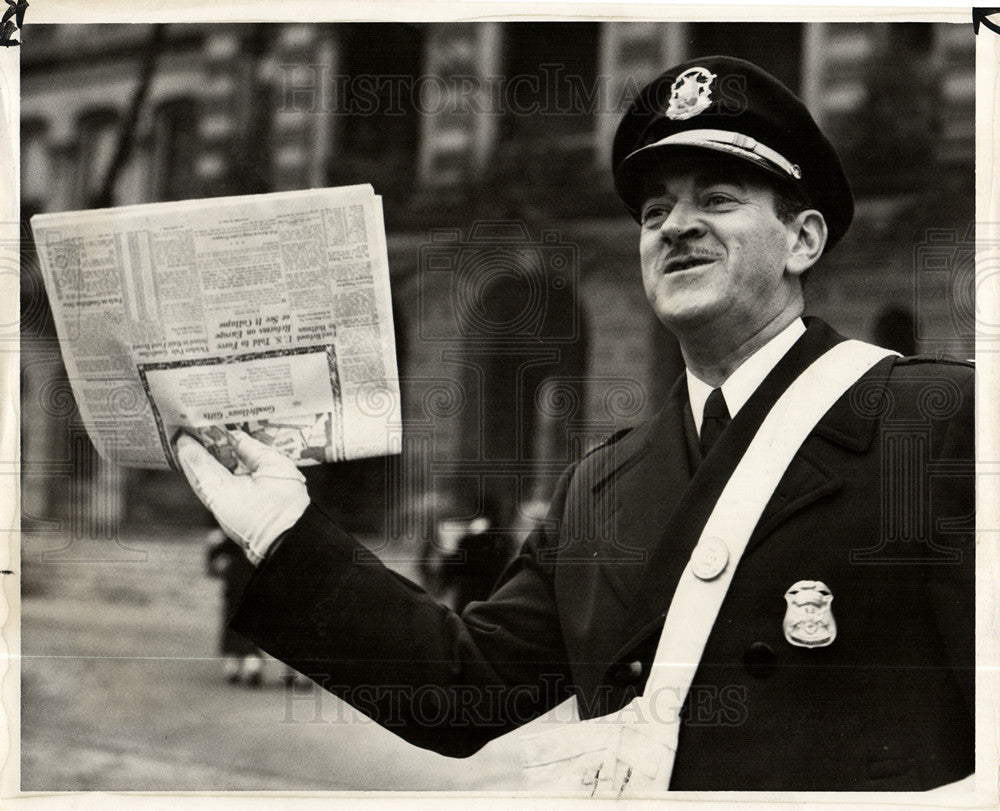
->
[328, 23, 425, 195]
[688, 23, 803, 93]
[500, 22, 601, 149]
[488, 22, 600, 216]
[150, 98, 199, 202]
[21, 121, 49, 211]
[75, 109, 120, 208]
[889, 22, 933, 54]
[833, 23, 940, 195]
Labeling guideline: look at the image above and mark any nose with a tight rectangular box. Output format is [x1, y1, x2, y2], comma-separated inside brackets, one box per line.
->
[659, 201, 705, 244]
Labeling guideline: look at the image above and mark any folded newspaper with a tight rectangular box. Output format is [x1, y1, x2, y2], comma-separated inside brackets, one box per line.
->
[31, 185, 401, 471]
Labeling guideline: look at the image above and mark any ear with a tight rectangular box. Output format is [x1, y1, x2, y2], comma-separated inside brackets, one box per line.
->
[784, 210, 828, 278]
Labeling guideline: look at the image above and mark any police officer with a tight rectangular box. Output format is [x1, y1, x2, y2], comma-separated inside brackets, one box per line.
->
[177, 56, 974, 791]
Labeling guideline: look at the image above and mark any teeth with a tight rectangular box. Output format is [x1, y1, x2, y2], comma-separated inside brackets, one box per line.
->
[669, 257, 710, 272]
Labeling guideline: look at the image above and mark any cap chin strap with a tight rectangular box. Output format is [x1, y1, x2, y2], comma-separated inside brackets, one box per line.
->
[639, 128, 803, 181]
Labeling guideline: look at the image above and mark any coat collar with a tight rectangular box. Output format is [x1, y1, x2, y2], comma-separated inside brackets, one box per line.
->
[591, 318, 883, 491]
[597, 317, 894, 668]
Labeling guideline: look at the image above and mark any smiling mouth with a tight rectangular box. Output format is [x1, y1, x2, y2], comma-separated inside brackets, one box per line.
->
[663, 255, 719, 274]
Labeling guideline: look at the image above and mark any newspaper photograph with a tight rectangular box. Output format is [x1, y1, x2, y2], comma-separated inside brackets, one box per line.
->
[29, 185, 401, 470]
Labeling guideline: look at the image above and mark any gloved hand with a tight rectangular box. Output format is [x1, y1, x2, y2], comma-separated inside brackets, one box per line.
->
[176, 430, 310, 565]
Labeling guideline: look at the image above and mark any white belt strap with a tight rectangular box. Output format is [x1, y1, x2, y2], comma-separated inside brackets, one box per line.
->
[520, 339, 897, 795]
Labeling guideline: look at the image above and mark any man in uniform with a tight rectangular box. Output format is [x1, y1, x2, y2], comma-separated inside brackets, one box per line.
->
[176, 56, 974, 791]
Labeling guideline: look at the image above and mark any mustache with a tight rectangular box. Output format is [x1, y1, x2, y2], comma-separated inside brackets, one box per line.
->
[661, 248, 723, 271]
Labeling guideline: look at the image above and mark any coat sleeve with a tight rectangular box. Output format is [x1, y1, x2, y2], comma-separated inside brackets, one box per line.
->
[229, 466, 577, 758]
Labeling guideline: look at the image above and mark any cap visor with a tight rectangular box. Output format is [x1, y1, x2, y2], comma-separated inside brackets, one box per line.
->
[614, 138, 795, 217]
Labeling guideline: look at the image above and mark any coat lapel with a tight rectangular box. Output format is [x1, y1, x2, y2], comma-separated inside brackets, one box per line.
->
[607, 318, 889, 665]
[592, 377, 696, 603]
[552, 374, 695, 689]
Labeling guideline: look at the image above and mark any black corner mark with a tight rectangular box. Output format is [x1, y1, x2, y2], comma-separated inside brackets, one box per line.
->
[1, 0, 26, 29]
[974, 8, 1000, 35]
[0, 0, 26, 47]
[0, 21, 17, 47]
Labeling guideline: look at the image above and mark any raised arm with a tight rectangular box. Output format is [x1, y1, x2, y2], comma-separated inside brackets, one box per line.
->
[176, 431, 575, 757]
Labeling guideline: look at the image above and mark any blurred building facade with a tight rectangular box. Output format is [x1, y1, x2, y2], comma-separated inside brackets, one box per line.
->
[20, 22, 976, 547]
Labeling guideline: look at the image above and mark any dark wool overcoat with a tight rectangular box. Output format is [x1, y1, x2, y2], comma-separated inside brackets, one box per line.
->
[232, 318, 974, 791]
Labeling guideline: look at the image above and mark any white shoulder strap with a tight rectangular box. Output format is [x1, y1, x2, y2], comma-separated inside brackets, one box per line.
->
[517, 340, 899, 796]
[644, 340, 897, 781]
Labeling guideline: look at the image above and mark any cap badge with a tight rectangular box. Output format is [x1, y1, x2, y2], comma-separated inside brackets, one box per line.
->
[666, 67, 717, 121]
[783, 580, 836, 648]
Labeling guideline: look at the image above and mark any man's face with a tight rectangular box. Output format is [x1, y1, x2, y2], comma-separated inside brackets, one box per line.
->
[638, 156, 802, 344]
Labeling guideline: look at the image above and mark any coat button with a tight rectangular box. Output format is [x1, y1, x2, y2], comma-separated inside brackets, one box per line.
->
[691, 537, 729, 580]
[743, 642, 776, 678]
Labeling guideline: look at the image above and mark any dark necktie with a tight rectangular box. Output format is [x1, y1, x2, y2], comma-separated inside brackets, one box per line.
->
[700, 387, 731, 456]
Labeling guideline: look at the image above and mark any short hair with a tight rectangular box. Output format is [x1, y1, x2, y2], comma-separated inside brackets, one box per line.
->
[771, 179, 812, 225]
[769, 177, 820, 286]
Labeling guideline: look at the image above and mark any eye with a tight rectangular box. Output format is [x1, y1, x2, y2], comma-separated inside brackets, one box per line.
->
[702, 192, 736, 209]
[641, 203, 671, 227]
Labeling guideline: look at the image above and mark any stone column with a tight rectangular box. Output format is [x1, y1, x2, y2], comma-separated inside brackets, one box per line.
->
[593, 22, 688, 173]
[416, 23, 503, 187]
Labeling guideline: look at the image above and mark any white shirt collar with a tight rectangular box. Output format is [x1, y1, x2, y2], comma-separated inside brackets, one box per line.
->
[687, 318, 806, 435]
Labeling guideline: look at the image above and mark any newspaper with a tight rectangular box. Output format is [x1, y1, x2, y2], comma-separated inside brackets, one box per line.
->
[30, 185, 402, 471]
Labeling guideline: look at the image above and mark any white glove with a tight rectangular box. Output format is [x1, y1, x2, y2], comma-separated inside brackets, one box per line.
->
[176, 430, 310, 565]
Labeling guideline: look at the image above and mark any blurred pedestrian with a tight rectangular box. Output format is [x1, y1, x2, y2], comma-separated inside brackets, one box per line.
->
[205, 527, 263, 686]
[439, 499, 518, 612]
[872, 304, 917, 356]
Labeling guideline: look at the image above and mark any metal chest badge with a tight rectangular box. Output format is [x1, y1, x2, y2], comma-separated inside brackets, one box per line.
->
[666, 67, 718, 120]
[783, 580, 836, 648]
